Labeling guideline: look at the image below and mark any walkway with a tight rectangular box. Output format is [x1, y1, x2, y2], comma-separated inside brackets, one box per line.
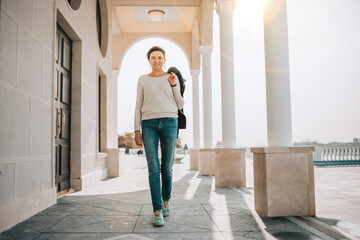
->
[1, 155, 359, 240]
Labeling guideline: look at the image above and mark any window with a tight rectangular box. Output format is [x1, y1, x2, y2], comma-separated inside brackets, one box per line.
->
[98, 74, 107, 152]
[96, 0, 109, 57]
[67, 0, 82, 11]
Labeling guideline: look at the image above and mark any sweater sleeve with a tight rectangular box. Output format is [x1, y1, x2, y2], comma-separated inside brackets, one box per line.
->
[134, 78, 143, 132]
[171, 76, 184, 110]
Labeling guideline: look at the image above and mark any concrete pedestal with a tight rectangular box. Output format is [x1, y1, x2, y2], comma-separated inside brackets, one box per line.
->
[215, 148, 246, 187]
[107, 148, 125, 177]
[198, 149, 216, 176]
[251, 147, 316, 217]
[189, 149, 200, 170]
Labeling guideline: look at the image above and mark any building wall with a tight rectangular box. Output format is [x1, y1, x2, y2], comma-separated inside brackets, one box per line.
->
[0, 0, 115, 232]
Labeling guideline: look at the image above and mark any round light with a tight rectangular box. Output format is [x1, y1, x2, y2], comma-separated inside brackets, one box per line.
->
[148, 9, 165, 22]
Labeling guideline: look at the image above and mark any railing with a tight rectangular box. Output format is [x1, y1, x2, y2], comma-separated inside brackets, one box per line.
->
[313, 146, 360, 165]
[320, 147, 360, 161]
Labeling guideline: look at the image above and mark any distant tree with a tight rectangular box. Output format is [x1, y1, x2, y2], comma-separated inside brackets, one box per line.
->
[176, 137, 183, 148]
[118, 132, 137, 148]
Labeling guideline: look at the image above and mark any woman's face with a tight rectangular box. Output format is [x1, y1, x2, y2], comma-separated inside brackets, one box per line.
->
[149, 51, 166, 71]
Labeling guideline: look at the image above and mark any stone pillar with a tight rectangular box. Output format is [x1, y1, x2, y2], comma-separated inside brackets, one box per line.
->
[251, 147, 316, 217]
[111, 70, 120, 148]
[198, 149, 216, 176]
[189, 70, 201, 170]
[190, 69, 201, 149]
[107, 148, 125, 177]
[263, 0, 292, 147]
[216, 0, 237, 148]
[199, 45, 213, 148]
[212, 1, 245, 187]
[198, 46, 216, 175]
[250, 0, 315, 217]
[189, 149, 199, 170]
[215, 148, 246, 187]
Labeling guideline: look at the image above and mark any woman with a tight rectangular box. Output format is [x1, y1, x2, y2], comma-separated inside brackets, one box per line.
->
[134, 46, 184, 226]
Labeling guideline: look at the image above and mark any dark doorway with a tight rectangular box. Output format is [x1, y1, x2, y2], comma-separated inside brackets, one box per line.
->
[55, 24, 72, 193]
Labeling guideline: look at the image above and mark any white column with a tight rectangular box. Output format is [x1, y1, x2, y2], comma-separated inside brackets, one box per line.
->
[216, 0, 237, 148]
[111, 70, 120, 148]
[190, 69, 201, 149]
[263, 0, 293, 147]
[199, 45, 213, 148]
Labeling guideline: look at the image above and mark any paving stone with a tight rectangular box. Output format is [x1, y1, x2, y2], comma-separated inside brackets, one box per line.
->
[271, 231, 322, 240]
[259, 217, 309, 233]
[57, 195, 104, 204]
[0, 224, 40, 240]
[104, 233, 156, 239]
[133, 213, 218, 233]
[97, 203, 143, 216]
[222, 230, 265, 240]
[139, 232, 225, 240]
[17, 214, 66, 232]
[36, 233, 124, 240]
[202, 202, 252, 214]
[49, 215, 137, 233]
[210, 213, 261, 232]
[100, 190, 152, 205]
[140, 200, 207, 216]
[38, 202, 135, 217]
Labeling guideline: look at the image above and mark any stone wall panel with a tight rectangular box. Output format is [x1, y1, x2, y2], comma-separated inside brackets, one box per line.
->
[17, 161, 42, 200]
[18, 29, 43, 98]
[0, 163, 15, 206]
[31, 100, 51, 158]
[3, 0, 33, 30]
[0, 89, 30, 159]
[0, 13, 17, 87]
[34, 0, 55, 50]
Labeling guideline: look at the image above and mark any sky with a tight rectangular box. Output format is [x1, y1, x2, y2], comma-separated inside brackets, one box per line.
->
[117, 0, 360, 148]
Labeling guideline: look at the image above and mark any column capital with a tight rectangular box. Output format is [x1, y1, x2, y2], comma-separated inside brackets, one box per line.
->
[199, 45, 213, 55]
[190, 69, 201, 77]
[216, 0, 237, 16]
[112, 70, 120, 79]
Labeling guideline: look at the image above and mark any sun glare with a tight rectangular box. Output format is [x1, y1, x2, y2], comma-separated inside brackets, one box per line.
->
[263, 0, 284, 23]
[233, 0, 262, 28]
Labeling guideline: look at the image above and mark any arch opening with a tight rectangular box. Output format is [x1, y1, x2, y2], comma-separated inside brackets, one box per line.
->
[117, 37, 193, 148]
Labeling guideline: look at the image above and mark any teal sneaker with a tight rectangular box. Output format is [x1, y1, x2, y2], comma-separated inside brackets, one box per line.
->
[153, 210, 164, 227]
[162, 201, 170, 217]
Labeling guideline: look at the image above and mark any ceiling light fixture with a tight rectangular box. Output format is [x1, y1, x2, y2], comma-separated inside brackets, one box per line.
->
[148, 9, 165, 22]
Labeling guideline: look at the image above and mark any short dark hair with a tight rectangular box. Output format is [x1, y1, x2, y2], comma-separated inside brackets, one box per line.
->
[146, 46, 166, 60]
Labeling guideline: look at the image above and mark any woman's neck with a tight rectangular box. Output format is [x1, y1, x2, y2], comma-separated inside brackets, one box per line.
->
[148, 70, 167, 77]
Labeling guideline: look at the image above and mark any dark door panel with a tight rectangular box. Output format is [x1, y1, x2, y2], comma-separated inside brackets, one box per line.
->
[62, 38, 71, 71]
[55, 24, 72, 193]
[55, 70, 59, 100]
[60, 145, 70, 174]
[61, 110, 70, 139]
[61, 73, 71, 105]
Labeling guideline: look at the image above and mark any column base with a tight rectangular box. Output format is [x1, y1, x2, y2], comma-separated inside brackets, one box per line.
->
[189, 149, 200, 170]
[198, 148, 217, 176]
[215, 148, 246, 187]
[251, 146, 316, 217]
[107, 148, 126, 177]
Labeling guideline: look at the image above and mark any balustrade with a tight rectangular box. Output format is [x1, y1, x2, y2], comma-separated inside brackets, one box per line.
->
[320, 147, 360, 161]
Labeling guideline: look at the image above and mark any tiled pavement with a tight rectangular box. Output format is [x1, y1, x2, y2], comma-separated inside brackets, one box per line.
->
[1, 155, 360, 240]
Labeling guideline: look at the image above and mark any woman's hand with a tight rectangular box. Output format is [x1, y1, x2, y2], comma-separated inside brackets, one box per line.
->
[168, 72, 176, 86]
[135, 131, 142, 147]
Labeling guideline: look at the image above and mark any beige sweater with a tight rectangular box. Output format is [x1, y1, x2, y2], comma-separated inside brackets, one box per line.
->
[134, 74, 184, 131]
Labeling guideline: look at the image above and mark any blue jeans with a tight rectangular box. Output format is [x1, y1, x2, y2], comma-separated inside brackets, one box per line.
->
[141, 118, 178, 212]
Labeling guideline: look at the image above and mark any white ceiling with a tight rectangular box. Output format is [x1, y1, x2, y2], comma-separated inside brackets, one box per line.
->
[114, 6, 199, 33]
[112, 0, 201, 7]
[134, 7, 178, 23]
